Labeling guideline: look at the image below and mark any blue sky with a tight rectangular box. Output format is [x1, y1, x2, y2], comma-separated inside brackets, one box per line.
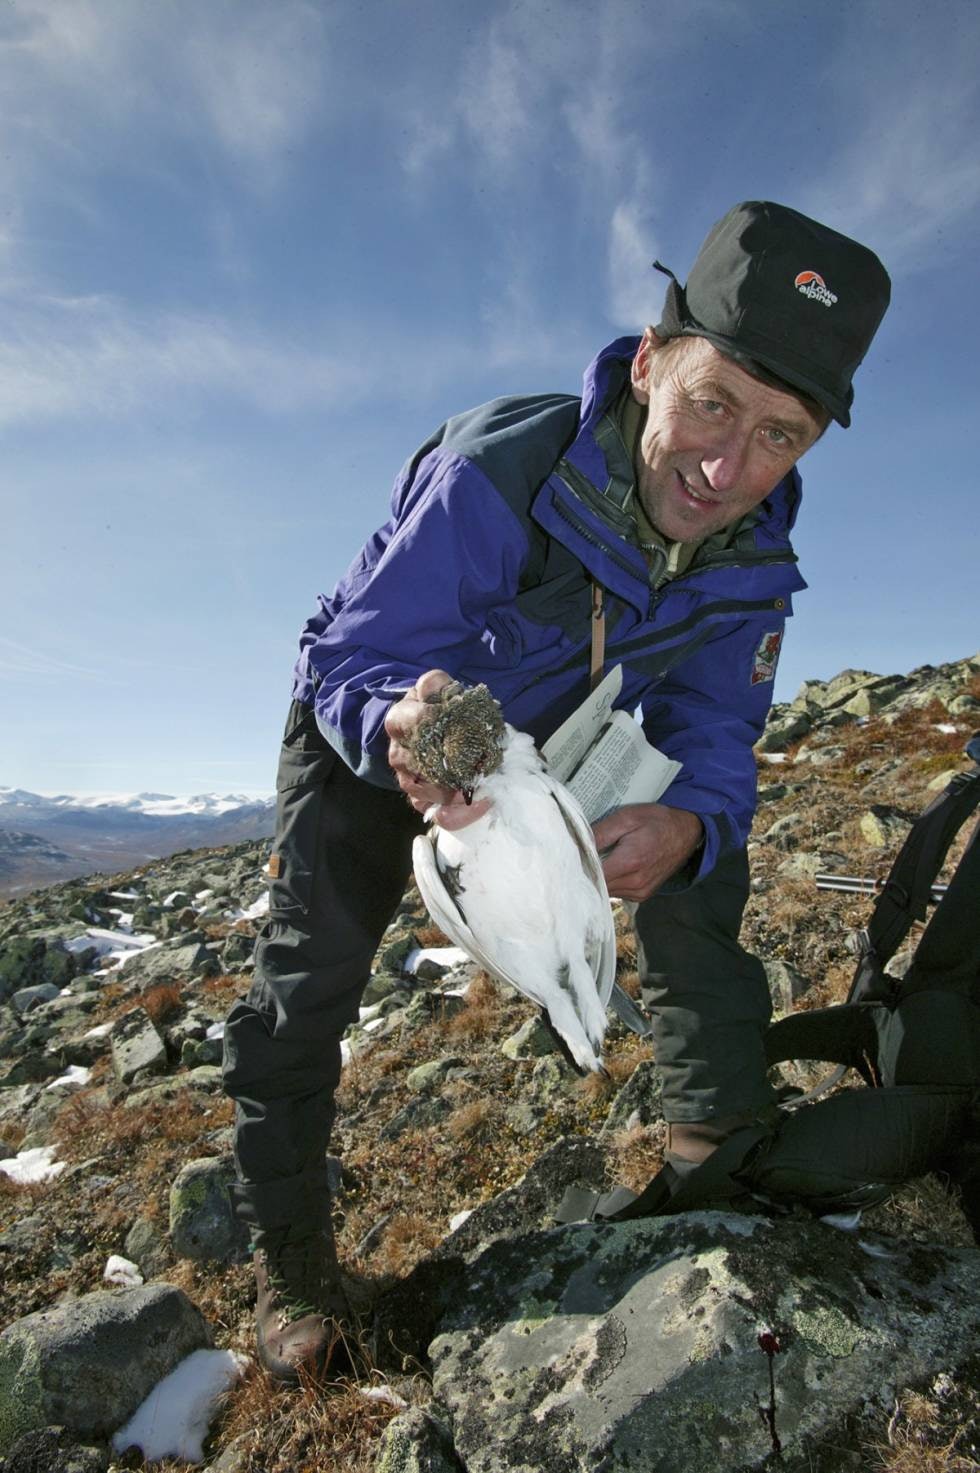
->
[2, 0, 978, 797]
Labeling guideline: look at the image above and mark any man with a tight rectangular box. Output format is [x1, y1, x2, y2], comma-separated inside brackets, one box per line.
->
[223, 201, 891, 1380]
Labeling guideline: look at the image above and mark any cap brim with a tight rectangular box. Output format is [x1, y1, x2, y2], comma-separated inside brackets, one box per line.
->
[655, 323, 851, 427]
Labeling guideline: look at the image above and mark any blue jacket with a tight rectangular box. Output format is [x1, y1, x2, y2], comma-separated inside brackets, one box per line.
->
[293, 337, 807, 880]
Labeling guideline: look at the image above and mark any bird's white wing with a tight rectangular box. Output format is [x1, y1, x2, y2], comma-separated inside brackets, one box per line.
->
[536, 771, 618, 1008]
[412, 831, 534, 996]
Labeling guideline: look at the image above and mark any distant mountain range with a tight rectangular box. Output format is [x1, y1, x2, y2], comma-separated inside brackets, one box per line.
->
[0, 788, 275, 897]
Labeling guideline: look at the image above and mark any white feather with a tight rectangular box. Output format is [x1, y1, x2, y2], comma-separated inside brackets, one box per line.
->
[412, 725, 616, 1072]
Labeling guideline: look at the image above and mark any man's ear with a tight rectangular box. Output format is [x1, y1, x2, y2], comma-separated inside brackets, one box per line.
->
[630, 326, 665, 405]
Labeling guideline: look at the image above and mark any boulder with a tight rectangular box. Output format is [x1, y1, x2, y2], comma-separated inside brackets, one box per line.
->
[428, 1213, 980, 1473]
[117, 939, 218, 990]
[0, 1284, 210, 1452]
[169, 1156, 249, 1264]
[0, 1424, 109, 1472]
[860, 805, 915, 849]
[109, 1009, 167, 1086]
[10, 985, 60, 1017]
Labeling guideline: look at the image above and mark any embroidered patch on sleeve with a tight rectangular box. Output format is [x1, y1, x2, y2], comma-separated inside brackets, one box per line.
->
[751, 631, 783, 685]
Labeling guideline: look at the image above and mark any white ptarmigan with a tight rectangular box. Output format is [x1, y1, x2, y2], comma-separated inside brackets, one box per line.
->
[407, 683, 617, 1073]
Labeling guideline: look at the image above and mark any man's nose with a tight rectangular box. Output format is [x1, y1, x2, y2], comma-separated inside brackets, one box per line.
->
[700, 432, 749, 492]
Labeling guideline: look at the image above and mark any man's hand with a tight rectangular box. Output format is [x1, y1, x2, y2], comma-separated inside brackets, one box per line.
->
[593, 803, 704, 901]
[384, 669, 492, 829]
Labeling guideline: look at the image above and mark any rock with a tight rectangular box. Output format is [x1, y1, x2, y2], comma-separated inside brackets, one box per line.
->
[361, 971, 406, 1006]
[379, 934, 417, 974]
[599, 1059, 665, 1138]
[180, 1036, 224, 1068]
[123, 1217, 171, 1278]
[860, 805, 915, 849]
[109, 1009, 167, 1086]
[0, 1283, 210, 1452]
[0, 940, 46, 1002]
[764, 958, 811, 1012]
[10, 985, 60, 1017]
[372, 1137, 607, 1368]
[220, 931, 254, 969]
[500, 1017, 556, 1061]
[761, 813, 806, 849]
[428, 1213, 980, 1473]
[379, 1097, 452, 1142]
[374, 1405, 459, 1473]
[948, 693, 980, 716]
[757, 711, 811, 753]
[926, 766, 965, 792]
[169, 1156, 249, 1264]
[839, 681, 906, 717]
[0, 1424, 109, 1472]
[117, 939, 218, 990]
[405, 1057, 467, 1094]
[123, 1065, 223, 1109]
[795, 743, 846, 768]
[756, 782, 789, 804]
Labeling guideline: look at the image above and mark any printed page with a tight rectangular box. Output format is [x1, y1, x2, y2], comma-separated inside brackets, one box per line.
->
[564, 711, 682, 824]
[541, 665, 623, 782]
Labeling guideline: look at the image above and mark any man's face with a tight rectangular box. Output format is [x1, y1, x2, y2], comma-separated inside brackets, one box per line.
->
[630, 331, 824, 542]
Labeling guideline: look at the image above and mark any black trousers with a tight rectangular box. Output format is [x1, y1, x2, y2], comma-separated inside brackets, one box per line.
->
[223, 701, 773, 1239]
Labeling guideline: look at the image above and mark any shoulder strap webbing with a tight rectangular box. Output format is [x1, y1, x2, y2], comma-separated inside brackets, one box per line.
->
[848, 743, 980, 1003]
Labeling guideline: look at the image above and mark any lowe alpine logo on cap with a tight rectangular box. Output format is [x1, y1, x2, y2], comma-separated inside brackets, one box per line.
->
[794, 270, 838, 308]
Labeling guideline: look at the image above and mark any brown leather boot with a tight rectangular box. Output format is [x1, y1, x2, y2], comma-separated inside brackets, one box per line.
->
[666, 1112, 760, 1168]
[254, 1225, 352, 1384]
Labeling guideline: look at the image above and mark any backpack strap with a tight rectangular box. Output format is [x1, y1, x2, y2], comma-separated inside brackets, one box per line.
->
[848, 739, 980, 1004]
[555, 1122, 774, 1224]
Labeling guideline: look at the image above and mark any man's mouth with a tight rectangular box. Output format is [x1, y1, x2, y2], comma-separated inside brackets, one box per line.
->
[677, 472, 718, 506]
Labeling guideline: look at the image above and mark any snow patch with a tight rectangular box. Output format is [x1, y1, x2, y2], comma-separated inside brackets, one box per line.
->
[104, 1254, 144, 1288]
[359, 1384, 408, 1409]
[45, 1064, 92, 1091]
[0, 1144, 67, 1184]
[205, 1022, 225, 1042]
[404, 945, 470, 974]
[449, 1208, 474, 1232]
[111, 1348, 247, 1463]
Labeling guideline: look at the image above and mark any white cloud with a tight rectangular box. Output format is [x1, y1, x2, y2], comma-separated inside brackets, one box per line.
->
[798, 5, 980, 274]
[0, 292, 375, 427]
[0, 0, 328, 201]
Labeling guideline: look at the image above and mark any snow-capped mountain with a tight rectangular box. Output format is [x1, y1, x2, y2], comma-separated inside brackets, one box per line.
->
[0, 788, 275, 896]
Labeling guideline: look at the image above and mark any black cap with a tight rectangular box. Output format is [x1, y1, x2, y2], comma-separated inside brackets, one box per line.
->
[654, 201, 891, 427]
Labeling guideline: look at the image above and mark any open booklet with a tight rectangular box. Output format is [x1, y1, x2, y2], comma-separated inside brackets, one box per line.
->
[541, 665, 682, 825]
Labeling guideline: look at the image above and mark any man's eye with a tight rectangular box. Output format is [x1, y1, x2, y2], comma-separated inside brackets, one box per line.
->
[765, 427, 789, 445]
[698, 399, 723, 414]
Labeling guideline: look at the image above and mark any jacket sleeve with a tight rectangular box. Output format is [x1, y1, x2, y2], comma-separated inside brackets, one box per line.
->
[639, 616, 786, 885]
[308, 448, 529, 786]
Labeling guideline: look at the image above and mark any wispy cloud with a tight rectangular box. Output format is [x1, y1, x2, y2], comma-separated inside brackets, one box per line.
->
[0, 293, 379, 427]
[799, 5, 980, 274]
[0, 0, 328, 211]
[0, 636, 118, 683]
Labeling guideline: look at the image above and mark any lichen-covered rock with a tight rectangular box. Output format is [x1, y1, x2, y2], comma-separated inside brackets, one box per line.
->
[428, 1212, 980, 1473]
[374, 1405, 460, 1473]
[0, 1284, 210, 1452]
[169, 1156, 249, 1263]
[109, 1009, 166, 1086]
[860, 805, 915, 849]
[598, 1059, 664, 1138]
[117, 939, 217, 990]
[0, 1423, 109, 1472]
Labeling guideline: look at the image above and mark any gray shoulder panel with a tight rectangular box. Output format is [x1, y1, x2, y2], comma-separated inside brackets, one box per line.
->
[437, 393, 582, 515]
